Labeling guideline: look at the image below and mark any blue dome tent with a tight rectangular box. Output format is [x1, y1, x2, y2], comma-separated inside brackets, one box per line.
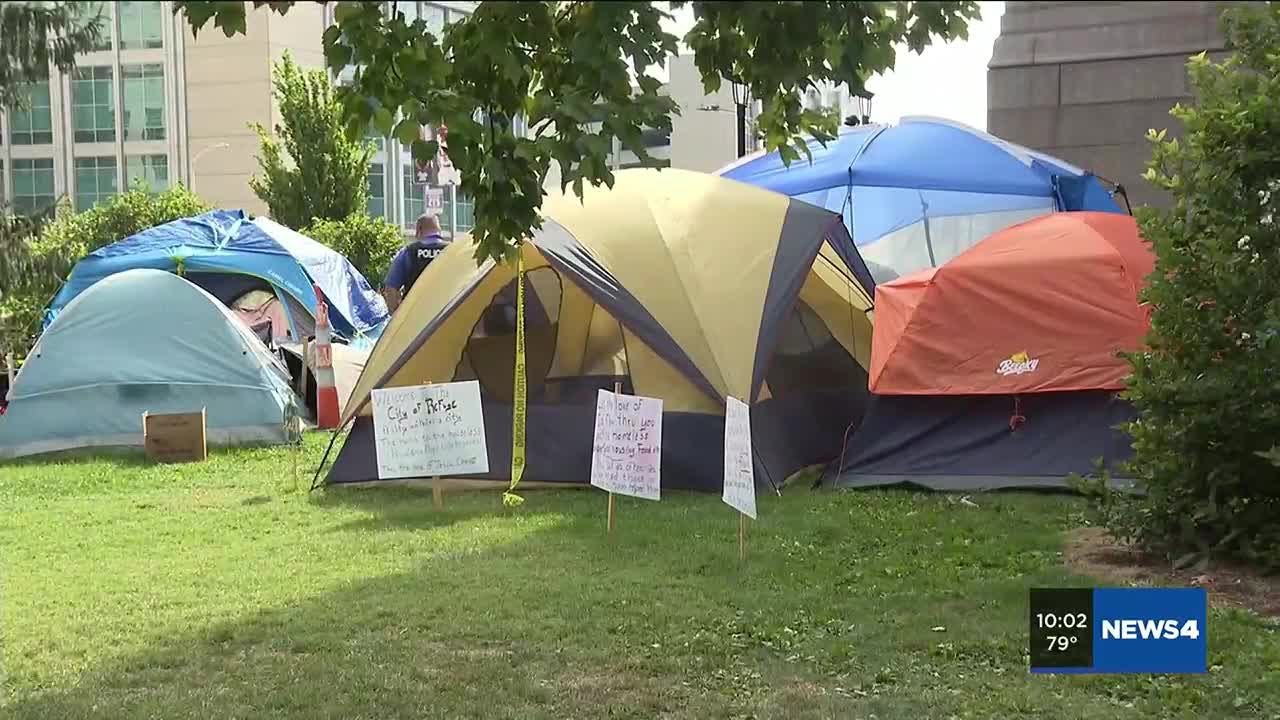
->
[2, 269, 297, 459]
[719, 116, 1127, 283]
[44, 209, 388, 345]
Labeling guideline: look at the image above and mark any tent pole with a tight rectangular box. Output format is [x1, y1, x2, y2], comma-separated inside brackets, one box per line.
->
[919, 193, 937, 266]
[309, 418, 350, 491]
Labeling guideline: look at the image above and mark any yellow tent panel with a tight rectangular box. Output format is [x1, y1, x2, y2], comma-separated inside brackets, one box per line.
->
[325, 169, 880, 493]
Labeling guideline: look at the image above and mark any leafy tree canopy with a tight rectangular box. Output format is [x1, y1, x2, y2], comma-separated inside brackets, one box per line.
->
[1095, 3, 1280, 570]
[176, 1, 979, 265]
[0, 2, 106, 109]
[252, 51, 374, 229]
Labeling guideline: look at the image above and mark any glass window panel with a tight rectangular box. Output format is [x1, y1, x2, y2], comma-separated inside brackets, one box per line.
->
[126, 154, 169, 192]
[367, 163, 386, 218]
[423, 4, 445, 36]
[402, 164, 424, 228]
[9, 81, 54, 145]
[72, 67, 116, 143]
[120, 2, 164, 50]
[13, 158, 57, 215]
[14, 168, 33, 195]
[365, 124, 386, 153]
[122, 64, 164, 141]
[74, 156, 118, 211]
[396, 1, 420, 23]
[442, 190, 475, 234]
[79, 2, 113, 51]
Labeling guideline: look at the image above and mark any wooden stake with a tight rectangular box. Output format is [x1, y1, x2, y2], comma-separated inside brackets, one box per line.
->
[738, 513, 748, 562]
[607, 379, 623, 535]
[433, 476, 443, 510]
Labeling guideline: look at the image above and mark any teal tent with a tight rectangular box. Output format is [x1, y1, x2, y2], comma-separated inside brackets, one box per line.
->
[0, 269, 297, 459]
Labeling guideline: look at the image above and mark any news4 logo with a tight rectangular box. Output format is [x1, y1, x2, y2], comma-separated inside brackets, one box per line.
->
[1092, 588, 1207, 673]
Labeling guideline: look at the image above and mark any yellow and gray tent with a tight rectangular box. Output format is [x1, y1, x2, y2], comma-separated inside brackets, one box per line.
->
[325, 168, 876, 491]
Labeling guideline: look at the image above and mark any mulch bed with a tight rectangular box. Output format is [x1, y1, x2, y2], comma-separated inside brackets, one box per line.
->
[1063, 526, 1280, 618]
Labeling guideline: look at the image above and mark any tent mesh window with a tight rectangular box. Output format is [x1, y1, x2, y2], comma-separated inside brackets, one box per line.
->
[454, 267, 563, 404]
[452, 267, 635, 405]
[764, 300, 864, 398]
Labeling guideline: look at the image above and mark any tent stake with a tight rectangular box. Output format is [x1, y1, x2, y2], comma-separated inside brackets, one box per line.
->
[607, 379, 623, 536]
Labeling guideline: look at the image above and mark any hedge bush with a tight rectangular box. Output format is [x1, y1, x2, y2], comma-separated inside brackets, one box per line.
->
[1082, 4, 1280, 571]
[304, 213, 404, 287]
[0, 184, 210, 356]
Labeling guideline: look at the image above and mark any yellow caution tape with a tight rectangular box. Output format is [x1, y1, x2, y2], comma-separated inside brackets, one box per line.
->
[503, 251, 527, 508]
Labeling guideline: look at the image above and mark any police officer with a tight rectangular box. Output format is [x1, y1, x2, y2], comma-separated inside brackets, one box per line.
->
[382, 214, 451, 312]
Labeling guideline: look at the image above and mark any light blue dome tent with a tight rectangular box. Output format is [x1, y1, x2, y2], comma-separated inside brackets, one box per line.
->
[719, 116, 1128, 283]
[1, 269, 297, 459]
[43, 209, 389, 347]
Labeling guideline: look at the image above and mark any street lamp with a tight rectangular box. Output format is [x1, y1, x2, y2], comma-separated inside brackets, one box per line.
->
[190, 142, 230, 187]
[731, 80, 750, 159]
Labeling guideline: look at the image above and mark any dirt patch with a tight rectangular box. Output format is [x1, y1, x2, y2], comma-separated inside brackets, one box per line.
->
[1064, 527, 1280, 617]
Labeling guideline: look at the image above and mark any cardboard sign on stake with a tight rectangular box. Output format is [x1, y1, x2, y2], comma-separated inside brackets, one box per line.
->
[722, 395, 756, 561]
[371, 380, 489, 513]
[590, 381, 663, 534]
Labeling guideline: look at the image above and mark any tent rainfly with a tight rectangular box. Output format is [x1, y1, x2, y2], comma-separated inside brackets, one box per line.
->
[0, 269, 298, 459]
[832, 212, 1154, 491]
[325, 168, 880, 492]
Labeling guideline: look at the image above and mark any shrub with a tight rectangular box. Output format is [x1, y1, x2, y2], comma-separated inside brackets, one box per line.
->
[0, 184, 210, 357]
[304, 213, 403, 287]
[1094, 4, 1280, 570]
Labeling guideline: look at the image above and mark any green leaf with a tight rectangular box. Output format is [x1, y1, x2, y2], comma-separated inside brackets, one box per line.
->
[394, 118, 420, 146]
[410, 139, 439, 162]
[372, 107, 395, 137]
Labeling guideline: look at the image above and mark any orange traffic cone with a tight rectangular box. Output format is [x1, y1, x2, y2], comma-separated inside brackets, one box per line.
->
[312, 284, 340, 429]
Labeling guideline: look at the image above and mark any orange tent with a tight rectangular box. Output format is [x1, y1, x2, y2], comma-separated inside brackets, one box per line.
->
[868, 212, 1155, 395]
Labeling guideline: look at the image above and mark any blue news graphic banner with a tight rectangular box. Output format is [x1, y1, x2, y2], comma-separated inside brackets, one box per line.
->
[1029, 587, 1207, 674]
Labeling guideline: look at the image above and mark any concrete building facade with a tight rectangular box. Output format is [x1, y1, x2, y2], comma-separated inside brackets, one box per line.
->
[0, 1, 477, 236]
[987, 1, 1232, 208]
[1, 2, 757, 234]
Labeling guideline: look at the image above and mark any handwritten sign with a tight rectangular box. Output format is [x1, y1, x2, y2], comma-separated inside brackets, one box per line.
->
[590, 389, 663, 500]
[372, 380, 489, 479]
[722, 396, 756, 519]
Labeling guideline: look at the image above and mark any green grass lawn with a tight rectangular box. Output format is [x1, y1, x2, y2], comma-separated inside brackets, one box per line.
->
[2, 437, 1278, 719]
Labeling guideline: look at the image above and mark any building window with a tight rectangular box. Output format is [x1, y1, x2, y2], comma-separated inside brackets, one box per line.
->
[368, 162, 386, 218]
[12, 158, 56, 215]
[126, 154, 168, 191]
[75, 156, 118, 211]
[423, 4, 445, 36]
[72, 67, 116, 143]
[119, 1, 164, 50]
[366, 125, 386, 154]
[395, 1, 420, 23]
[402, 164, 424, 228]
[9, 81, 54, 145]
[442, 190, 474, 235]
[80, 2, 114, 52]
[122, 64, 166, 141]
